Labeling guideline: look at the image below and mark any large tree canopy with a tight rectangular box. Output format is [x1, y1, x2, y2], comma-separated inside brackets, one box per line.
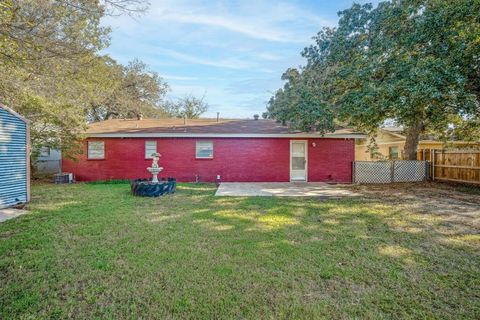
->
[0, 0, 173, 158]
[266, 0, 480, 159]
[86, 58, 170, 122]
[264, 66, 336, 134]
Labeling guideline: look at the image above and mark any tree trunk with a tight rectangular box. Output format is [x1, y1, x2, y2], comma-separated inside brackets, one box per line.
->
[403, 121, 423, 160]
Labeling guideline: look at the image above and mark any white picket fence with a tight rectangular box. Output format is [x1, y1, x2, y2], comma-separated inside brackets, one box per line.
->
[353, 160, 428, 184]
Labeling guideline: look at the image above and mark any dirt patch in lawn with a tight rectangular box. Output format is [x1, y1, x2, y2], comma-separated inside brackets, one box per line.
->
[346, 182, 480, 231]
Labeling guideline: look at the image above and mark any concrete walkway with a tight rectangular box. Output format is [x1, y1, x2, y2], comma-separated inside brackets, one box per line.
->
[0, 208, 28, 223]
[215, 182, 360, 198]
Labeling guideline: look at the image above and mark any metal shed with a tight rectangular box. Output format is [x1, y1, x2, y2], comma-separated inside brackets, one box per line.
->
[0, 103, 30, 209]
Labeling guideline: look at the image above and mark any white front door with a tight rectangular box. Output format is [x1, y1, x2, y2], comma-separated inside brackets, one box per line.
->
[290, 140, 307, 181]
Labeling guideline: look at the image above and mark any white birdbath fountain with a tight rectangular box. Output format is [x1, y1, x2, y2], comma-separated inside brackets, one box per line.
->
[131, 152, 175, 197]
[147, 152, 163, 183]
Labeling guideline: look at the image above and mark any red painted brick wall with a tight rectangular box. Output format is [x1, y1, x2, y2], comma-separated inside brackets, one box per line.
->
[307, 139, 354, 183]
[62, 138, 354, 183]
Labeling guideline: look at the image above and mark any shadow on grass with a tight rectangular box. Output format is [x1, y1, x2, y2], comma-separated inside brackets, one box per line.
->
[131, 183, 478, 278]
[0, 182, 478, 319]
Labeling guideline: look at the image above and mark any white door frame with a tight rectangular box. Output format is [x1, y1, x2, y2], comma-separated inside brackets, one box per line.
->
[290, 140, 308, 182]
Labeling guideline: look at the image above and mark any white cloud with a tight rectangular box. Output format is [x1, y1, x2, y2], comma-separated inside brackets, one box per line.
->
[155, 48, 253, 69]
[151, 11, 303, 43]
[256, 52, 284, 61]
[101, 0, 338, 117]
[144, 0, 334, 43]
[226, 77, 281, 94]
[162, 74, 198, 81]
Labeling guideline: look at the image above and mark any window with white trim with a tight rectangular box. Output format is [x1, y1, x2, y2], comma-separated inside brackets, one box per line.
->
[145, 141, 157, 159]
[196, 141, 213, 159]
[87, 141, 104, 159]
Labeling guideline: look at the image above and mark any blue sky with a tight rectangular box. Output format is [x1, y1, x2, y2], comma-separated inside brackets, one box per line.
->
[103, 0, 377, 118]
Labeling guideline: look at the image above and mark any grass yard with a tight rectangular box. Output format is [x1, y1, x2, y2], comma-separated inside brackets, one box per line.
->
[0, 182, 479, 319]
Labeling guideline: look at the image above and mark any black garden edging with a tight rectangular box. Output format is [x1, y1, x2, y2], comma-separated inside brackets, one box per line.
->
[130, 178, 176, 197]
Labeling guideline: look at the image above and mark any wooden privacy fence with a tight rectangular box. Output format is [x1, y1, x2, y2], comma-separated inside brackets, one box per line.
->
[431, 150, 480, 185]
[353, 160, 428, 184]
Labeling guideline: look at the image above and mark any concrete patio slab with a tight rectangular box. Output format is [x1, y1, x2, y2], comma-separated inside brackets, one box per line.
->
[0, 208, 28, 223]
[215, 182, 361, 198]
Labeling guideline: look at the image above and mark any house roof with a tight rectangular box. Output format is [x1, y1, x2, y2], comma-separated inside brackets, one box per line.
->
[86, 118, 366, 139]
[379, 128, 407, 140]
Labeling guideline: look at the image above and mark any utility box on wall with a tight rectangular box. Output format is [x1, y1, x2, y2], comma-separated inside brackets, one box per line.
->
[0, 103, 30, 209]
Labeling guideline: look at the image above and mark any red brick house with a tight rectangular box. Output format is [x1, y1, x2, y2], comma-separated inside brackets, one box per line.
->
[62, 118, 365, 183]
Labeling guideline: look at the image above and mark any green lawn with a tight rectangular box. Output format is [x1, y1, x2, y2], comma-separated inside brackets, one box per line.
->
[1, 183, 478, 319]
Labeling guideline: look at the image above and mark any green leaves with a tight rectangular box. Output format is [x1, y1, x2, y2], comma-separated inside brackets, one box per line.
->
[265, 66, 335, 134]
[0, 0, 166, 159]
[85, 57, 170, 122]
[267, 0, 480, 158]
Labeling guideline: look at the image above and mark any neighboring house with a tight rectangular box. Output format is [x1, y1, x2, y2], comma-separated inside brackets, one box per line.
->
[34, 147, 61, 174]
[0, 103, 30, 209]
[355, 128, 406, 161]
[355, 128, 480, 161]
[62, 118, 366, 183]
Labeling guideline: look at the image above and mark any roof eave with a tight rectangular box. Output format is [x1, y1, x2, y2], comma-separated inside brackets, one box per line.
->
[380, 129, 406, 140]
[86, 132, 367, 139]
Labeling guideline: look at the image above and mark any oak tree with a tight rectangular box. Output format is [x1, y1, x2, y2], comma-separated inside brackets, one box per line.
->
[267, 0, 480, 159]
